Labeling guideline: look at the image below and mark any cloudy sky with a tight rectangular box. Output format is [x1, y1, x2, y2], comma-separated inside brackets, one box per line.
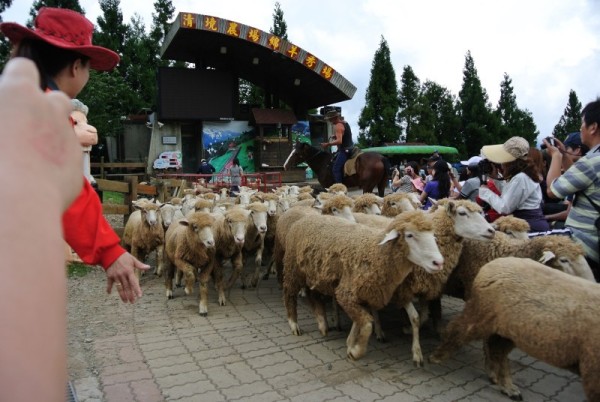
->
[4, 0, 599, 143]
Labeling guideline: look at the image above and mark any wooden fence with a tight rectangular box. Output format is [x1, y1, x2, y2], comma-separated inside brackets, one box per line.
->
[97, 177, 189, 224]
[91, 157, 148, 180]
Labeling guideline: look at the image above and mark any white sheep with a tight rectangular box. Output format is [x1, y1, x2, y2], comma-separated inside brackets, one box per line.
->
[491, 215, 530, 240]
[283, 210, 444, 360]
[240, 202, 269, 288]
[430, 257, 600, 401]
[352, 193, 383, 215]
[381, 199, 495, 366]
[381, 193, 418, 216]
[121, 201, 164, 278]
[163, 212, 216, 316]
[211, 207, 252, 305]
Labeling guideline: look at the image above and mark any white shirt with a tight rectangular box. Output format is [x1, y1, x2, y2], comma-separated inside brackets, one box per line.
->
[478, 172, 543, 214]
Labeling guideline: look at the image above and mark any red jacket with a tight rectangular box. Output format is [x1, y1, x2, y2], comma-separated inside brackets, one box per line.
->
[62, 172, 125, 269]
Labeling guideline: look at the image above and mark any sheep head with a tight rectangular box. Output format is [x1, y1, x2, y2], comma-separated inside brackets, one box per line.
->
[317, 195, 355, 222]
[533, 236, 596, 282]
[134, 202, 160, 227]
[225, 208, 252, 245]
[379, 210, 444, 273]
[440, 199, 495, 241]
[246, 202, 268, 233]
[179, 212, 215, 248]
[492, 216, 530, 240]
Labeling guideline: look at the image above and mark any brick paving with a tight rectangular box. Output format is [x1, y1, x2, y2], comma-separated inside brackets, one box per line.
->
[68, 266, 586, 402]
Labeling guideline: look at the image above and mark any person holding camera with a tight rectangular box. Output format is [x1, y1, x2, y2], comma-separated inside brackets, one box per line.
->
[545, 98, 600, 281]
[479, 136, 550, 232]
[392, 161, 422, 193]
[457, 156, 482, 202]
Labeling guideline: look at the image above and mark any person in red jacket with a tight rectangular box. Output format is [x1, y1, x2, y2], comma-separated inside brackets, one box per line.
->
[0, 7, 149, 303]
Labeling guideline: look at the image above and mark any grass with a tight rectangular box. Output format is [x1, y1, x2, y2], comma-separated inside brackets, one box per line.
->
[103, 191, 124, 204]
[67, 262, 94, 278]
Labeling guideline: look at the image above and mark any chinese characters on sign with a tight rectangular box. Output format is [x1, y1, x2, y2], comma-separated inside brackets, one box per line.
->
[204, 16, 218, 31]
[320, 65, 334, 80]
[286, 44, 299, 60]
[247, 28, 261, 43]
[304, 53, 318, 69]
[181, 13, 196, 29]
[226, 21, 240, 37]
[267, 35, 281, 51]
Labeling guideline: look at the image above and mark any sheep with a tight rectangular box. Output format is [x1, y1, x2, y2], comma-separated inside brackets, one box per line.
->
[270, 195, 357, 284]
[121, 201, 165, 278]
[491, 215, 530, 240]
[156, 200, 182, 230]
[192, 198, 213, 214]
[283, 211, 444, 360]
[297, 192, 314, 201]
[381, 199, 495, 366]
[448, 232, 596, 302]
[240, 202, 269, 288]
[352, 193, 383, 215]
[381, 193, 418, 217]
[327, 183, 348, 195]
[352, 212, 392, 228]
[430, 257, 600, 401]
[163, 212, 216, 316]
[211, 207, 252, 305]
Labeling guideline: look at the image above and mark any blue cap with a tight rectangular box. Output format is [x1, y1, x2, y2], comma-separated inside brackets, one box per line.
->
[564, 132, 582, 148]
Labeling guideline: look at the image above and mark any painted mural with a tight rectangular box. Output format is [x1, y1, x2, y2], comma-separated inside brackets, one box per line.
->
[202, 120, 310, 174]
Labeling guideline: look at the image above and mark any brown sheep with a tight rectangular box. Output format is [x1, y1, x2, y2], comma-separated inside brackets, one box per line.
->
[283, 211, 444, 360]
[163, 212, 216, 316]
[121, 202, 164, 278]
[381, 193, 418, 217]
[430, 257, 600, 401]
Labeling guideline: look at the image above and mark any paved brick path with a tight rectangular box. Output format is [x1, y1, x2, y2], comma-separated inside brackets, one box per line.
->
[68, 265, 585, 402]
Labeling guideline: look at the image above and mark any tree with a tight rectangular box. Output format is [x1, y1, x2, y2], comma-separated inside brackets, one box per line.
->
[458, 51, 496, 157]
[94, 0, 127, 61]
[27, 0, 84, 27]
[552, 90, 582, 137]
[78, 70, 138, 138]
[0, 0, 14, 70]
[150, 0, 180, 68]
[416, 80, 462, 151]
[269, 1, 287, 40]
[397, 65, 420, 142]
[495, 73, 538, 143]
[357, 36, 400, 147]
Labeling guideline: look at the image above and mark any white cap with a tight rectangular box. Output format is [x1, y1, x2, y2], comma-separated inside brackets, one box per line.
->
[460, 156, 482, 167]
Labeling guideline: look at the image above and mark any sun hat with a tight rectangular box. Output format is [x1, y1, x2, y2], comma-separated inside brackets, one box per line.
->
[481, 136, 530, 164]
[0, 7, 120, 71]
[460, 156, 482, 167]
[563, 132, 582, 149]
[324, 110, 341, 120]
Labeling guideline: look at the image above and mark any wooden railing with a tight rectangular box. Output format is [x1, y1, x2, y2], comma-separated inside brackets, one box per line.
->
[91, 157, 148, 180]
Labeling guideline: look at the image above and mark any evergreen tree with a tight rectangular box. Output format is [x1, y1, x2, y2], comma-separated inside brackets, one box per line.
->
[121, 14, 157, 110]
[458, 51, 496, 157]
[357, 36, 400, 147]
[0, 0, 14, 70]
[495, 73, 538, 143]
[78, 70, 138, 138]
[416, 80, 462, 151]
[94, 0, 127, 60]
[150, 0, 180, 67]
[552, 90, 582, 137]
[397, 65, 420, 142]
[27, 0, 84, 27]
[269, 2, 287, 40]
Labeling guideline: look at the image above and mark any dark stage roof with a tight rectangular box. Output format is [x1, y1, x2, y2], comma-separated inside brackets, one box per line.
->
[161, 12, 357, 114]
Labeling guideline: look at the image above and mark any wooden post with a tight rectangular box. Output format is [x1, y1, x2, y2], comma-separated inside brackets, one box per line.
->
[123, 176, 138, 225]
[100, 156, 106, 179]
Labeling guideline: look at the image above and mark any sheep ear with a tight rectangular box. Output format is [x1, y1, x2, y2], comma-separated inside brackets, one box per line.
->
[539, 250, 556, 264]
[179, 218, 190, 227]
[313, 203, 323, 210]
[379, 229, 399, 245]
[444, 200, 456, 215]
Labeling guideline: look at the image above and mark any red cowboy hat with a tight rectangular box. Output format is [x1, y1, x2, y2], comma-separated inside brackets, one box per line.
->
[0, 7, 119, 71]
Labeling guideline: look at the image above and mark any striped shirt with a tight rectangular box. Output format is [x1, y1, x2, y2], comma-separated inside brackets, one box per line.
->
[550, 146, 600, 262]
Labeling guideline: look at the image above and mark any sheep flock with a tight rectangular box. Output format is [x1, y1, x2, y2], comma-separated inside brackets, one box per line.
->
[118, 183, 599, 401]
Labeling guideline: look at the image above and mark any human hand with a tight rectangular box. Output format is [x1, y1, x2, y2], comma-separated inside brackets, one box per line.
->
[106, 252, 150, 303]
[320, 142, 328, 148]
[543, 137, 564, 157]
[0, 58, 82, 211]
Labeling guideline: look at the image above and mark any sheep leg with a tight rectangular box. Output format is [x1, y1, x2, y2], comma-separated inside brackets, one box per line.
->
[174, 259, 196, 296]
[212, 261, 227, 306]
[155, 245, 164, 277]
[428, 297, 443, 334]
[283, 278, 304, 336]
[250, 246, 264, 288]
[336, 292, 373, 360]
[429, 301, 486, 364]
[197, 262, 214, 317]
[404, 302, 424, 367]
[331, 298, 342, 332]
[226, 252, 244, 290]
[306, 290, 328, 336]
[164, 260, 175, 299]
[372, 308, 385, 342]
[272, 240, 285, 286]
[174, 269, 183, 287]
[484, 335, 521, 401]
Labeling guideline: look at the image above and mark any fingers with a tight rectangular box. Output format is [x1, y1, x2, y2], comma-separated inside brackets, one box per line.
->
[1, 58, 40, 87]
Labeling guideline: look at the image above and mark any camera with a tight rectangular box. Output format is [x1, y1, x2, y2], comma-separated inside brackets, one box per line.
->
[540, 136, 556, 150]
[478, 159, 493, 175]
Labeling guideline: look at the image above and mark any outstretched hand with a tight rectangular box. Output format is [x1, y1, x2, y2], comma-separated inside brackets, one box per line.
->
[106, 253, 150, 303]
